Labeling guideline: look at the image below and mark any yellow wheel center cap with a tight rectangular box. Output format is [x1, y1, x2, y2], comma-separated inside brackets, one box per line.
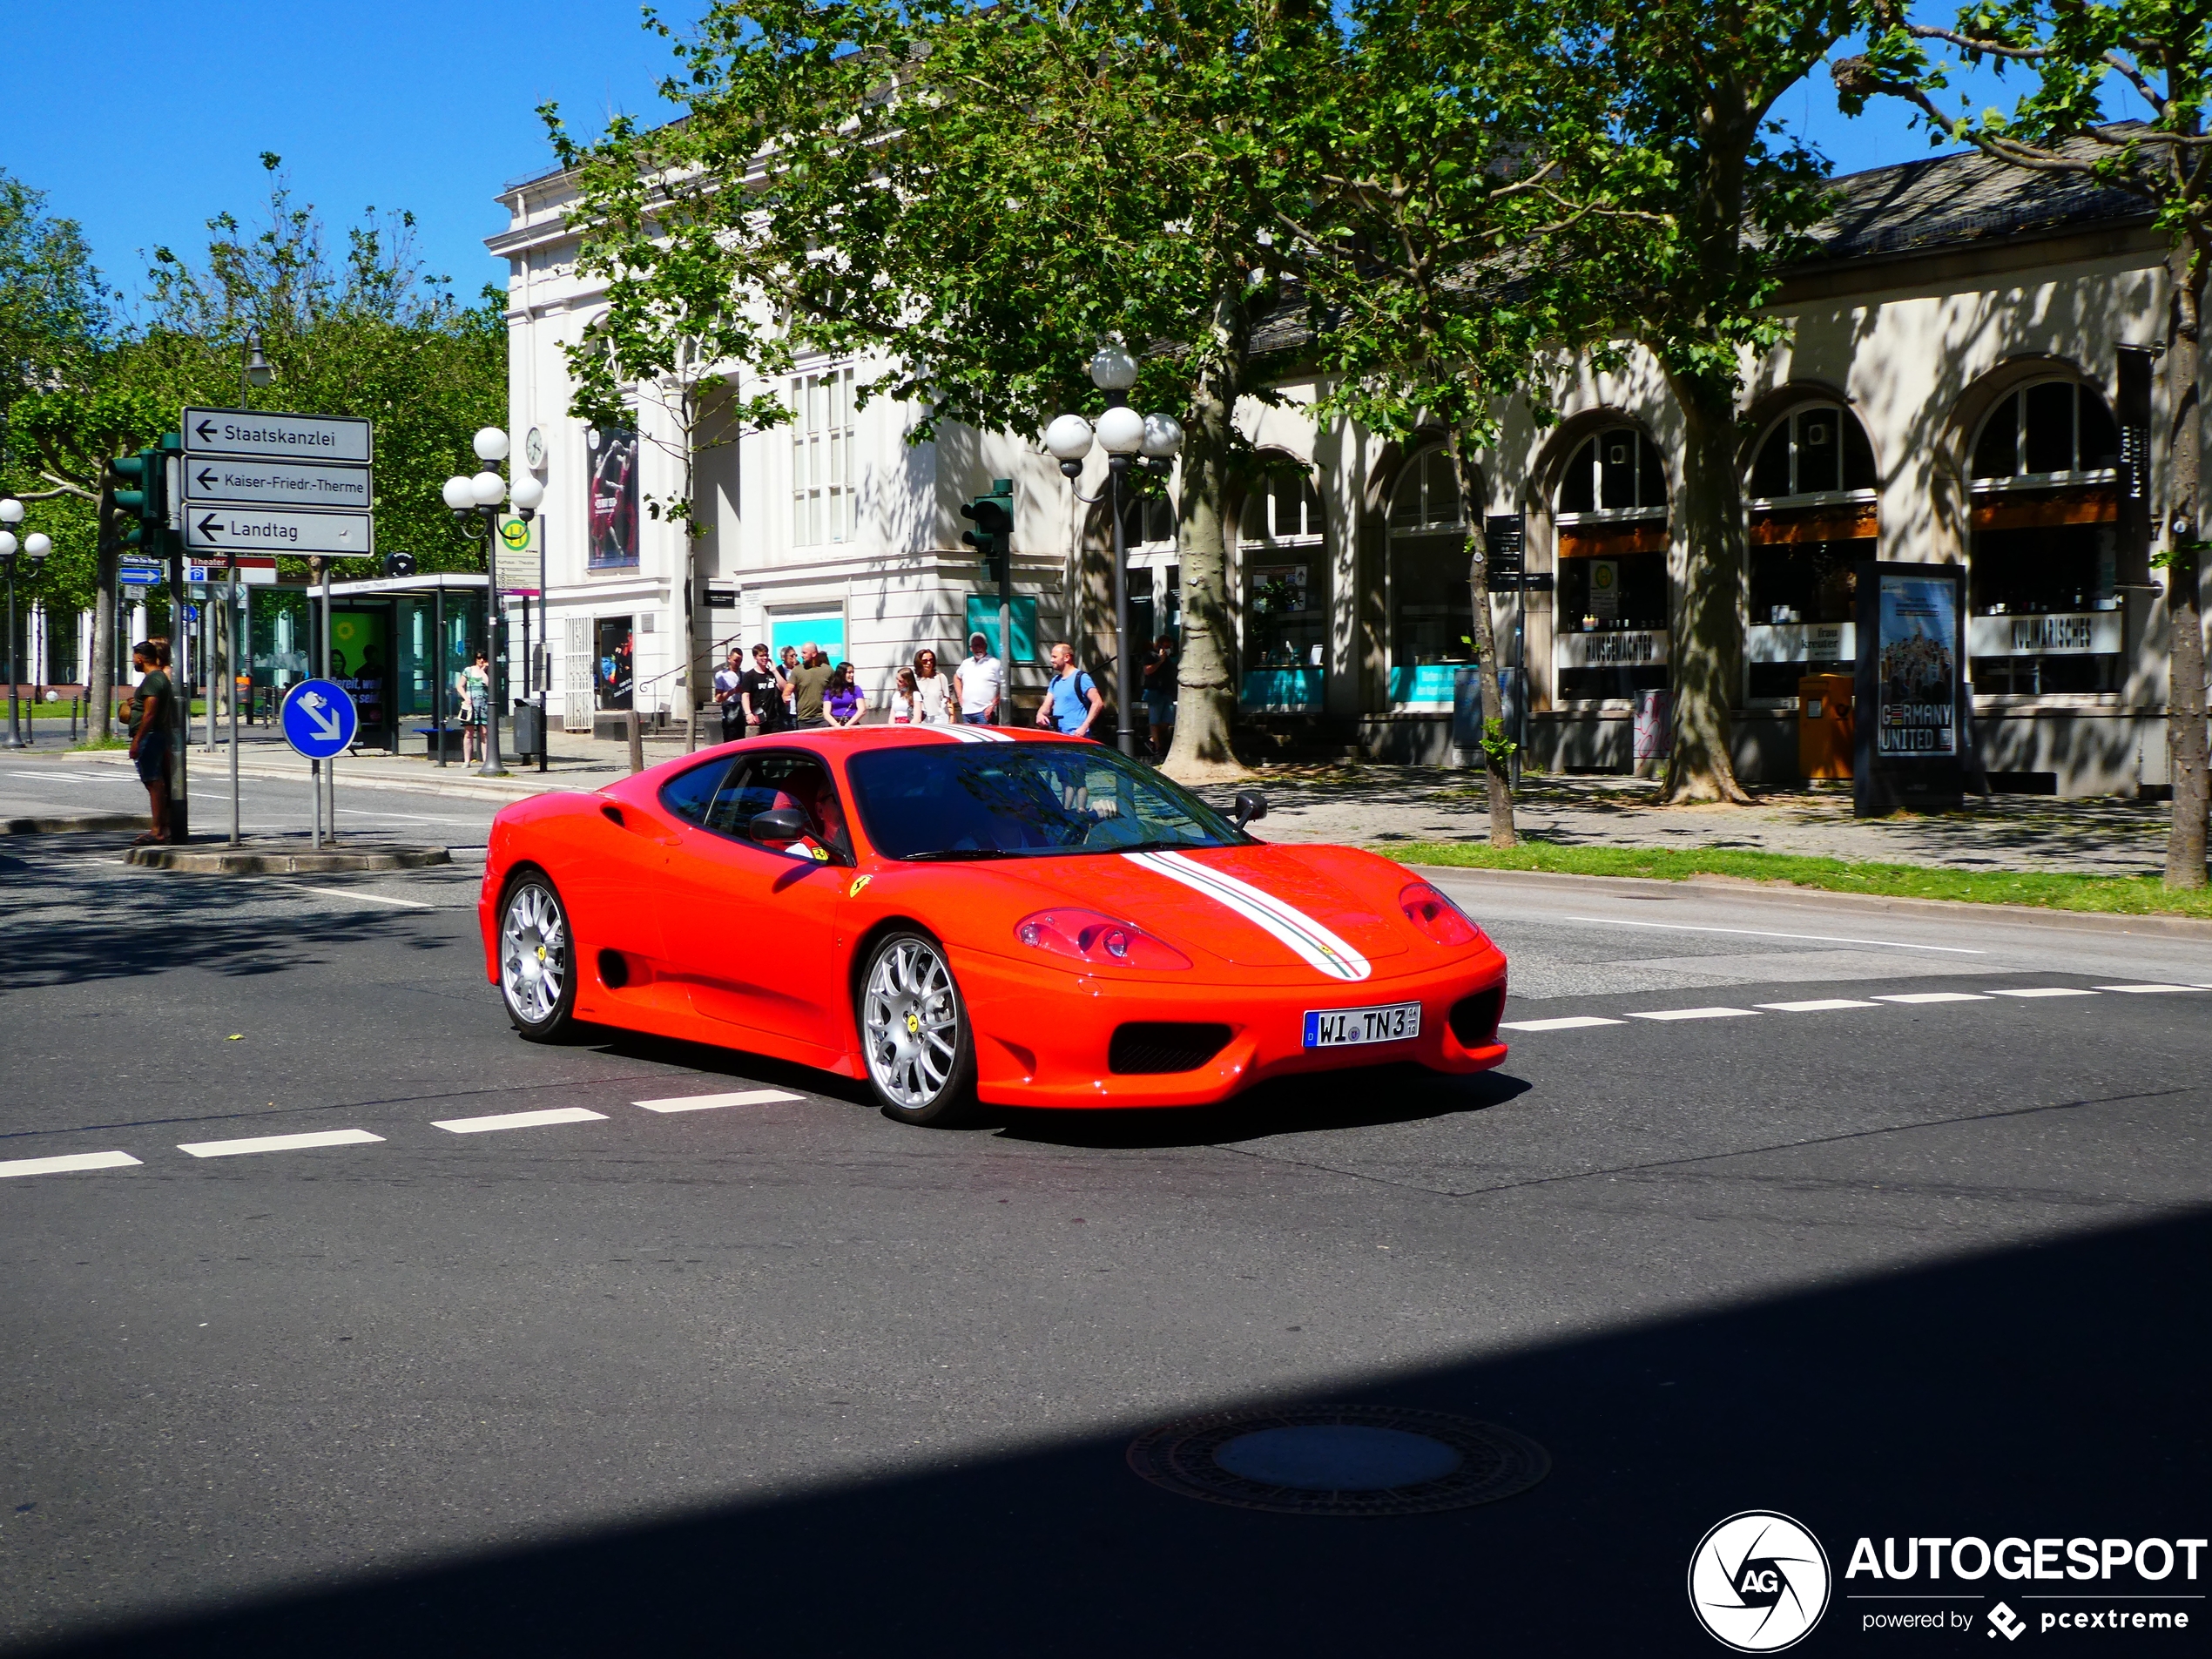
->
[536, 945, 546, 961]
[907, 1011, 921, 1035]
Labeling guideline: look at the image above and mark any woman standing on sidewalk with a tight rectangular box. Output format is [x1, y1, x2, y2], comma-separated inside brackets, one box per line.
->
[457, 652, 491, 765]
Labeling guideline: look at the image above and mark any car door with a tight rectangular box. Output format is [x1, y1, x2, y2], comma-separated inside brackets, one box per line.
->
[658, 750, 852, 1054]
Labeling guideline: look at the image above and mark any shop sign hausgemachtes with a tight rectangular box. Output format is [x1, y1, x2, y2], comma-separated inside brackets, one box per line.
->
[1853, 560, 1966, 815]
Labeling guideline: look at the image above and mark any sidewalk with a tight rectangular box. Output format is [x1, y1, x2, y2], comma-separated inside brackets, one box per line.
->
[1228, 765, 2173, 879]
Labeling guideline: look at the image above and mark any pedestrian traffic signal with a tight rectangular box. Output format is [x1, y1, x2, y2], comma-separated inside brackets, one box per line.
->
[960, 479, 1015, 590]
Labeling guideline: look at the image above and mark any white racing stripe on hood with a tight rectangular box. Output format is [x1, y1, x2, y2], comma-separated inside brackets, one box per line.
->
[930, 725, 1015, 744]
[1124, 849, 1372, 981]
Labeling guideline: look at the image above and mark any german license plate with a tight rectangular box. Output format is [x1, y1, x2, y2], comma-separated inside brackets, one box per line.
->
[1302, 1000, 1421, 1049]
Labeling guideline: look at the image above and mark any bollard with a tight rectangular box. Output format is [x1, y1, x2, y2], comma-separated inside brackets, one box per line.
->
[628, 709, 645, 774]
[70, 694, 78, 744]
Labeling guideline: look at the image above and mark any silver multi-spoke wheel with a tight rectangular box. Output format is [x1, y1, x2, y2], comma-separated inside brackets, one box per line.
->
[860, 933, 973, 1123]
[500, 877, 572, 1037]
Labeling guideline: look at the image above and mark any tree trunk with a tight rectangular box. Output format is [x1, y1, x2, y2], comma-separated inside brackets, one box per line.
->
[1449, 427, 1515, 846]
[2165, 234, 2209, 887]
[1662, 374, 1752, 803]
[1163, 281, 1249, 784]
[89, 496, 119, 742]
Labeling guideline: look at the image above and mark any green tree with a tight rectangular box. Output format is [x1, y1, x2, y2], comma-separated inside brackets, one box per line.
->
[1598, 0, 1856, 803]
[1283, 0, 1624, 843]
[1836, 8, 2209, 883]
[547, 0, 1339, 780]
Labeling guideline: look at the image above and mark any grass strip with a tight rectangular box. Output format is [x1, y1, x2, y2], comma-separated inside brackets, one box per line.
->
[1379, 840, 2212, 919]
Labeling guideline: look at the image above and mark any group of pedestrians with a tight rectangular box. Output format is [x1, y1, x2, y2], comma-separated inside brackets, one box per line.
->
[707, 630, 1176, 750]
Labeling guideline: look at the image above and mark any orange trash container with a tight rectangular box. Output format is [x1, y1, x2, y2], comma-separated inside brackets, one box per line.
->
[1798, 672, 1854, 779]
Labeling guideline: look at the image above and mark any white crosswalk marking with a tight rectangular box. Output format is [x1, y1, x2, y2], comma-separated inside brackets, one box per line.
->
[179, 1130, 384, 1158]
[0, 1150, 143, 1179]
[1988, 988, 2099, 998]
[431, 1107, 609, 1135]
[1627, 1007, 1760, 1022]
[2094, 984, 2209, 994]
[1873, 992, 1990, 1004]
[1755, 999, 1879, 1012]
[1498, 1015, 1627, 1032]
[633, 1089, 806, 1113]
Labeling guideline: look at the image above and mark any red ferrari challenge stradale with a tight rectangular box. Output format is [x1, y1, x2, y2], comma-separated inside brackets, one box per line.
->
[477, 725, 1509, 1125]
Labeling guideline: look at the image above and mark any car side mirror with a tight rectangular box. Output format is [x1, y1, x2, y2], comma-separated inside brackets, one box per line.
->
[1231, 789, 1268, 828]
[750, 807, 809, 844]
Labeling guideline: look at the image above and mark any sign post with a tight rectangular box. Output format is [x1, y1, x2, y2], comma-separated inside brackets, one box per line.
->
[280, 678, 358, 847]
[1853, 561, 1966, 816]
[184, 408, 374, 846]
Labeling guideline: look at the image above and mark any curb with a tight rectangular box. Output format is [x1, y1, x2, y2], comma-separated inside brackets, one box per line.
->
[122, 845, 455, 874]
[1407, 862, 2212, 941]
[90, 753, 612, 805]
[4, 813, 150, 834]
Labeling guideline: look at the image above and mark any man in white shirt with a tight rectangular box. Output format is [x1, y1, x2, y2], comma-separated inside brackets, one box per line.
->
[954, 631, 1005, 725]
[711, 649, 745, 743]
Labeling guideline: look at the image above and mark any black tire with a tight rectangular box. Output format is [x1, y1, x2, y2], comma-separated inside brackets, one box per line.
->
[497, 872, 577, 1041]
[856, 929, 977, 1126]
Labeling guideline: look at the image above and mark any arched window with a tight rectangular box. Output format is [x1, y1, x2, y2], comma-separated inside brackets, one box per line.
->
[1239, 463, 1325, 711]
[1554, 425, 1669, 702]
[1966, 376, 2123, 695]
[1745, 402, 1879, 700]
[1386, 446, 1474, 707]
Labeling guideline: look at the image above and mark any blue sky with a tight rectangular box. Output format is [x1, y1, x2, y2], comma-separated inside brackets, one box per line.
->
[3, 1, 2020, 316]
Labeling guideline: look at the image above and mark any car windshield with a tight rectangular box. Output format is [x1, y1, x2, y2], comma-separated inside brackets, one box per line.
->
[846, 741, 1243, 860]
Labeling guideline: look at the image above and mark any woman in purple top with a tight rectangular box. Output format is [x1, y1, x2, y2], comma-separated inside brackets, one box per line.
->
[825, 661, 868, 727]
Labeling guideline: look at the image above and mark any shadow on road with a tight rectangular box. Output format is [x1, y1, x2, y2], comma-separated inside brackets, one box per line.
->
[27, 1208, 2205, 1658]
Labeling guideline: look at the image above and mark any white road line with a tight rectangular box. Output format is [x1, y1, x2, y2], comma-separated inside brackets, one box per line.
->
[2095, 983, 2210, 994]
[1626, 1007, 1760, 1022]
[299, 887, 433, 908]
[1756, 998, 1880, 1012]
[1987, 987, 2100, 998]
[432, 1106, 608, 1135]
[633, 1089, 806, 1113]
[0, 1150, 143, 1179]
[1560, 915, 1985, 954]
[1874, 992, 1991, 1005]
[1498, 1015, 1628, 1033]
[337, 809, 489, 826]
[178, 1129, 385, 1158]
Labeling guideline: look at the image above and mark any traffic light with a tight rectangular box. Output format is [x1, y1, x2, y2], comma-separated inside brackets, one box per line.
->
[108, 448, 165, 548]
[959, 478, 1015, 591]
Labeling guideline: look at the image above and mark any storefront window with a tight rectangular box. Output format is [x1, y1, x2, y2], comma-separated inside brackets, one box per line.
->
[1241, 470, 1326, 712]
[1746, 403, 1878, 699]
[1554, 426, 1669, 701]
[1386, 447, 1473, 707]
[1966, 378, 2123, 695]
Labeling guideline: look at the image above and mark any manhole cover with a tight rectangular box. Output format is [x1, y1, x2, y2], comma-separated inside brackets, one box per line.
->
[1126, 1405, 1549, 1516]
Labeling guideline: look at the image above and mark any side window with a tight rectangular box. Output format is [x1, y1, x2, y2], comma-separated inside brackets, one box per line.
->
[713, 752, 853, 863]
[659, 759, 736, 826]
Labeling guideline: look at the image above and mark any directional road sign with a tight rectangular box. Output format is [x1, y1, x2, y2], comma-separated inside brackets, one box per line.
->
[186, 505, 374, 557]
[185, 456, 372, 511]
[280, 679, 358, 759]
[183, 408, 372, 464]
[119, 562, 165, 587]
[187, 557, 279, 586]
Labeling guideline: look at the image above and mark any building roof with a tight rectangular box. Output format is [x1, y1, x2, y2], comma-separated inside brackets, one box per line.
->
[1796, 138, 2150, 266]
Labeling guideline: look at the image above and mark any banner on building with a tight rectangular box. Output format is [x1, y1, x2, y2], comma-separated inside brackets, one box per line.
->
[587, 426, 639, 570]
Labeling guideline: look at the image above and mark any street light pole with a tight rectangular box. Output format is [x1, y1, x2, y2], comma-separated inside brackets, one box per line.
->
[1, 498, 24, 750]
[1043, 343, 1184, 759]
[442, 428, 543, 780]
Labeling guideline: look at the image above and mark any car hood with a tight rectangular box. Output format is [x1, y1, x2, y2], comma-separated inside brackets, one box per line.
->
[958, 842, 1410, 979]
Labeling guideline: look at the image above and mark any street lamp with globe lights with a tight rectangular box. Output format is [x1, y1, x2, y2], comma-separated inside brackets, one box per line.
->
[1045, 344, 1184, 758]
[441, 428, 540, 777]
[0, 501, 51, 748]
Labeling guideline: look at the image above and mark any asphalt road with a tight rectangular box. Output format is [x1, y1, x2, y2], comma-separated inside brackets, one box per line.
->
[3, 792, 2209, 1656]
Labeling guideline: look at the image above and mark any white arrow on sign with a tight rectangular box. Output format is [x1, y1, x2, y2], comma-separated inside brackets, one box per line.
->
[185, 505, 374, 557]
[182, 408, 372, 464]
[298, 691, 344, 743]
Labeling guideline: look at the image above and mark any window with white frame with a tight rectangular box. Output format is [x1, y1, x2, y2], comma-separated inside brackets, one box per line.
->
[792, 367, 856, 546]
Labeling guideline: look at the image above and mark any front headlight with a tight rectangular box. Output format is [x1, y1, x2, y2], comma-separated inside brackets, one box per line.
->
[1015, 908, 1193, 970]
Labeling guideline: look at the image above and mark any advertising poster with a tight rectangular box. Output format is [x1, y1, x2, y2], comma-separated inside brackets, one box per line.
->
[1590, 558, 1619, 621]
[1875, 572, 1958, 756]
[587, 426, 639, 570]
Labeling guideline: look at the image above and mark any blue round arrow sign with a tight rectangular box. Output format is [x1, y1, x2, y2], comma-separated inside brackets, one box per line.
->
[280, 678, 359, 759]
